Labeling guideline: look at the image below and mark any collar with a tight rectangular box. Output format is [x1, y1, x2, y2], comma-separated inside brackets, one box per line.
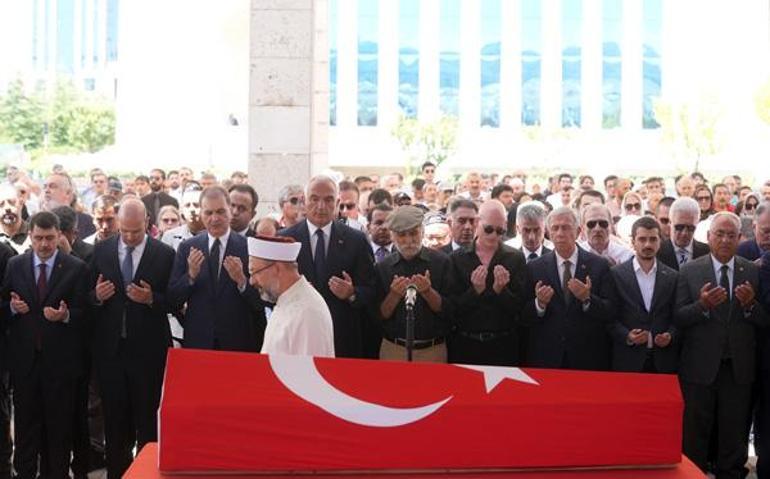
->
[33, 249, 59, 270]
[675, 239, 693, 254]
[633, 257, 657, 275]
[119, 235, 147, 253]
[371, 241, 392, 253]
[393, 246, 431, 265]
[710, 254, 735, 274]
[307, 220, 333, 240]
[236, 227, 250, 237]
[555, 246, 579, 267]
[276, 276, 306, 307]
[208, 229, 231, 250]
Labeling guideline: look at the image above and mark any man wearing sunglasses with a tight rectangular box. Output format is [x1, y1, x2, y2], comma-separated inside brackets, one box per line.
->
[577, 204, 633, 266]
[737, 201, 770, 261]
[337, 181, 366, 232]
[449, 200, 526, 366]
[657, 197, 710, 271]
[522, 207, 614, 371]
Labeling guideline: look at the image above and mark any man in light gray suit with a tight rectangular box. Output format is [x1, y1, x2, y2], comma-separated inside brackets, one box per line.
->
[675, 211, 768, 479]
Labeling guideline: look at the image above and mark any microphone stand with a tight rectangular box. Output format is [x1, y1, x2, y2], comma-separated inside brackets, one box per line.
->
[405, 303, 415, 362]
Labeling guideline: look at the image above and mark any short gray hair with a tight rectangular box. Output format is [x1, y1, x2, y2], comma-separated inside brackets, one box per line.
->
[546, 206, 579, 229]
[516, 201, 547, 223]
[756, 200, 770, 217]
[709, 211, 741, 231]
[278, 184, 303, 206]
[669, 197, 700, 219]
[306, 175, 338, 198]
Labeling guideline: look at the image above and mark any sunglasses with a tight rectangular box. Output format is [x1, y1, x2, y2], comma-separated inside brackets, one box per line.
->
[586, 219, 609, 229]
[482, 225, 506, 236]
[339, 203, 357, 211]
[288, 197, 304, 206]
[696, 196, 711, 202]
[745, 203, 757, 210]
[625, 203, 642, 211]
[674, 224, 696, 233]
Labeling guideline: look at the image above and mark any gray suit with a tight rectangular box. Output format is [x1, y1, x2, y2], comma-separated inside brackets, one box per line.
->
[608, 259, 679, 373]
[675, 254, 768, 478]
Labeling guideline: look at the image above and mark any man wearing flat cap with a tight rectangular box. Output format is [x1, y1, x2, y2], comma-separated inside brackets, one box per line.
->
[374, 206, 453, 362]
[248, 235, 335, 357]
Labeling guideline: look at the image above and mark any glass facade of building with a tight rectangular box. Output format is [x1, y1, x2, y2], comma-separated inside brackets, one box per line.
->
[439, 0, 460, 117]
[562, 0, 581, 127]
[357, 0, 378, 126]
[480, 0, 501, 127]
[643, 0, 662, 128]
[329, 0, 338, 126]
[521, 0, 542, 126]
[602, 0, 622, 128]
[398, 0, 420, 118]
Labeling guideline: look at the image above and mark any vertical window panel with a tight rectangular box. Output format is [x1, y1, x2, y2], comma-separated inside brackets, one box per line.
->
[602, 0, 622, 128]
[57, 0, 75, 74]
[106, 0, 119, 61]
[643, 0, 662, 128]
[439, 0, 460, 117]
[329, 0, 338, 126]
[562, 0, 581, 127]
[481, 0, 501, 127]
[521, 0, 541, 126]
[357, 0, 378, 126]
[398, 0, 419, 118]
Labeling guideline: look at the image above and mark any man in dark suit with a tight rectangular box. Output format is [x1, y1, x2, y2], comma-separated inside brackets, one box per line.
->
[512, 200, 552, 262]
[168, 186, 265, 351]
[608, 217, 678, 373]
[675, 212, 768, 478]
[736, 201, 770, 261]
[0, 241, 14, 479]
[442, 198, 478, 255]
[0, 211, 88, 479]
[279, 176, 376, 358]
[142, 169, 179, 228]
[522, 207, 613, 371]
[658, 197, 709, 270]
[228, 184, 258, 237]
[758, 250, 770, 479]
[90, 199, 176, 478]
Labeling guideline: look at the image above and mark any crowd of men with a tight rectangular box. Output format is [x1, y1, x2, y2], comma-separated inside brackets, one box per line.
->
[1, 163, 770, 479]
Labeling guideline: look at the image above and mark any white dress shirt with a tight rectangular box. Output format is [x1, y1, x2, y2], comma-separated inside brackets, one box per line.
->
[710, 254, 735, 294]
[675, 240, 694, 265]
[207, 229, 231, 277]
[578, 239, 634, 265]
[118, 235, 147, 280]
[633, 257, 657, 313]
[307, 220, 332, 259]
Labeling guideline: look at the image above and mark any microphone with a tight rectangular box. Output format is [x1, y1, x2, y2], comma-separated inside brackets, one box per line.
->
[405, 284, 418, 310]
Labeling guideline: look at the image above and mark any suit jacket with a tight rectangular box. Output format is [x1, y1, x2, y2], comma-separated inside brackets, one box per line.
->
[142, 192, 179, 227]
[71, 238, 94, 264]
[519, 245, 552, 261]
[0, 250, 88, 378]
[754, 251, 770, 370]
[168, 231, 265, 351]
[657, 238, 710, 271]
[279, 220, 376, 358]
[522, 247, 613, 371]
[608, 258, 679, 373]
[675, 254, 769, 385]
[90, 236, 175, 366]
[77, 211, 96, 240]
[737, 239, 764, 262]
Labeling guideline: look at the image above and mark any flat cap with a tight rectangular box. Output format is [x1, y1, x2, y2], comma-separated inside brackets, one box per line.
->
[385, 206, 424, 233]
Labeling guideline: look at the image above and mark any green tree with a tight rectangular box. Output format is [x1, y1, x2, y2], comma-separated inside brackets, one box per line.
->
[0, 79, 45, 149]
[391, 115, 458, 176]
[67, 102, 115, 152]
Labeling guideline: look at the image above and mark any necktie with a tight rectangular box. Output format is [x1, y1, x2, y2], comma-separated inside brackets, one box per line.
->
[375, 246, 387, 263]
[209, 238, 221, 285]
[720, 264, 731, 301]
[562, 260, 573, 306]
[120, 246, 135, 338]
[527, 252, 538, 263]
[314, 229, 327, 287]
[677, 248, 688, 265]
[36, 263, 47, 351]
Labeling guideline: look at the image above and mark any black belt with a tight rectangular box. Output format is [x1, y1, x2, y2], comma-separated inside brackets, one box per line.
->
[458, 330, 513, 342]
[385, 336, 445, 350]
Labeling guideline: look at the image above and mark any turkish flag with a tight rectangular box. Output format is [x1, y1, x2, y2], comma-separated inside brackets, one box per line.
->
[159, 349, 682, 474]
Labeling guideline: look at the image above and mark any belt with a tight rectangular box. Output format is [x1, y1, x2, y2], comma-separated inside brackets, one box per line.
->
[385, 336, 445, 350]
[458, 330, 513, 342]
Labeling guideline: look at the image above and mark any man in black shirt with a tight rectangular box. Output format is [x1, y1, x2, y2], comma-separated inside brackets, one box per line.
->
[375, 206, 452, 362]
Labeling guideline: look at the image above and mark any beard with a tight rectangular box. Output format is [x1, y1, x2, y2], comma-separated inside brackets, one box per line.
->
[260, 287, 278, 304]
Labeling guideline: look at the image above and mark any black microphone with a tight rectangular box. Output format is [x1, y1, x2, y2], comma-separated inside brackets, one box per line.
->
[405, 284, 418, 310]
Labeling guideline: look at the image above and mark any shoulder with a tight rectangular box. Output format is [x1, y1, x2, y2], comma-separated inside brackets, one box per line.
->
[735, 255, 759, 273]
[579, 247, 610, 268]
[60, 251, 87, 270]
[424, 248, 451, 266]
[147, 237, 176, 258]
[680, 255, 709, 275]
[7, 251, 30, 269]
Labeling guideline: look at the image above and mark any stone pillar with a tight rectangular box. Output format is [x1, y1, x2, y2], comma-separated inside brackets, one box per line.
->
[249, 0, 329, 216]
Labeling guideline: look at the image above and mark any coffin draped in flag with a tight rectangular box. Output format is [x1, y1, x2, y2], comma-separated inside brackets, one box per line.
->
[158, 349, 682, 474]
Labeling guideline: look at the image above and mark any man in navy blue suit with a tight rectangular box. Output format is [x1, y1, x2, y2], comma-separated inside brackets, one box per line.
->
[168, 186, 265, 351]
[279, 176, 376, 358]
[737, 201, 770, 261]
[756, 250, 770, 478]
[522, 206, 614, 371]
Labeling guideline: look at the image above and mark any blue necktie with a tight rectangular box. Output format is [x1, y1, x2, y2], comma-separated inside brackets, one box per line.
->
[375, 246, 387, 263]
[314, 229, 327, 288]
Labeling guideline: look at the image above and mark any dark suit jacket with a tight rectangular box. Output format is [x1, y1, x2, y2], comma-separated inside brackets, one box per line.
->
[0, 250, 88, 379]
[657, 238, 710, 271]
[675, 254, 769, 385]
[737, 239, 764, 262]
[168, 231, 265, 351]
[522, 247, 614, 371]
[279, 220, 376, 358]
[90, 236, 175, 366]
[142, 192, 179, 227]
[608, 258, 679, 373]
[755, 251, 770, 370]
[71, 238, 94, 264]
[77, 211, 96, 240]
[519, 245, 552, 261]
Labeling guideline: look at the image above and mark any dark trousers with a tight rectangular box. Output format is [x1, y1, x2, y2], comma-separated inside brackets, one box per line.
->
[96, 345, 164, 479]
[448, 332, 519, 366]
[12, 359, 76, 479]
[755, 369, 770, 478]
[681, 361, 752, 479]
[0, 373, 12, 479]
[71, 360, 91, 477]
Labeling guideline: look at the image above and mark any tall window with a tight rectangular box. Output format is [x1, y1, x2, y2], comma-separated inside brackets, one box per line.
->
[562, 0, 581, 127]
[521, 0, 542, 126]
[398, 0, 419, 118]
[32, 0, 39, 65]
[602, 0, 622, 128]
[93, 0, 99, 63]
[106, 0, 119, 61]
[439, 0, 460, 117]
[57, 0, 75, 74]
[643, 0, 662, 128]
[357, 0, 378, 126]
[80, 0, 88, 67]
[329, 0, 338, 126]
[481, 0, 501, 127]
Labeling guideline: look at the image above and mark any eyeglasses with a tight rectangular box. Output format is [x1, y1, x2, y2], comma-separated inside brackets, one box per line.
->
[658, 217, 670, 225]
[586, 220, 609, 229]
[482, 225, 506, 236]
[339, 203, 357, 211]
[674, 224, 696, 233]
[712, 231, 738, 242]
[625, 203, 642, 211]
[288, 197, 304, 206]
[696, 196, 711, 202]
[251, 262, 275, 275]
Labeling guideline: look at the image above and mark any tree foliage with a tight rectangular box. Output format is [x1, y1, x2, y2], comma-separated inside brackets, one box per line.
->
[0, 79, 45, 149]
[391, 115, 458, 176]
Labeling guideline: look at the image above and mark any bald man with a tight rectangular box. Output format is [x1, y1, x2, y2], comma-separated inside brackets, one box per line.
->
[449, 200, 527, 366]
[89, 198, 177, 478]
